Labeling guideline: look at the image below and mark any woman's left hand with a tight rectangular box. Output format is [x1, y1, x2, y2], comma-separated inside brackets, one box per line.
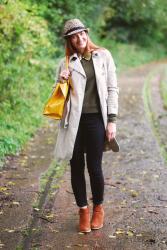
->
[106, 122, 116, 142]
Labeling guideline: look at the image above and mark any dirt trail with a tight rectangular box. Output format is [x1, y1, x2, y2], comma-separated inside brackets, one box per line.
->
[0, 122, 58, 250]
[0, 62, 167, 250]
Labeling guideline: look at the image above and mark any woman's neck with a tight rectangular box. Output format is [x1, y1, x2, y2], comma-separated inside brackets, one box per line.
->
[77, 48, 85, 56]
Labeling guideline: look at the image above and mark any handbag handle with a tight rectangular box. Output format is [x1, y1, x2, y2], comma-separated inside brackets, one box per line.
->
[65, 54, 74, 92]
[65, 47, 70, 69]
[65, 55, 69, 70]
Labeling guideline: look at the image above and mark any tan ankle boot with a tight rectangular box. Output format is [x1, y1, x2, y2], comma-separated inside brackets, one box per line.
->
[91, 204, 104, 230]
[79, 207, 91, 233]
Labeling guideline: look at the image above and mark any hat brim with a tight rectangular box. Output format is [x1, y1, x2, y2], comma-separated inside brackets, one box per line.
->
[63, 28, 89, 38]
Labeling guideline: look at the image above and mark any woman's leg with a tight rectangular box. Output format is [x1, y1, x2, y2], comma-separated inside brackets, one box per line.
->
[70, 118, 87, 207]
[70, 116, 91, 233]
[84, 113, 105, 230]
[85, 113, 105, 205]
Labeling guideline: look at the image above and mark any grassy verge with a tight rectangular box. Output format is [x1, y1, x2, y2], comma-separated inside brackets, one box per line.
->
[143, 71, 167, 163]
[160, 72, 167, 110]
[40, 159, 67, 194]
[99, 39, 166, 72]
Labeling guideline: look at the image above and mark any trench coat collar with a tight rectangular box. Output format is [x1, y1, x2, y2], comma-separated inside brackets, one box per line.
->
[69, 51, 100, 78]
[69, 53, 86, 77]
[69, 51, 99, 61]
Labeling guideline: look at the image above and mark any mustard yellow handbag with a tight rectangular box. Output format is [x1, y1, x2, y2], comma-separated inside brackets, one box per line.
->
[43, 56, 71, 120]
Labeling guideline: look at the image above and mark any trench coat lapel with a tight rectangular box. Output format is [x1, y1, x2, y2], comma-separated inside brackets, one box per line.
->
[69, 53, 86, 78]
[92, 51, 104, 82]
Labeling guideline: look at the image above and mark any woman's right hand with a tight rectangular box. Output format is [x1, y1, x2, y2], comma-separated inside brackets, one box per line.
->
[60, 69, 71, 81]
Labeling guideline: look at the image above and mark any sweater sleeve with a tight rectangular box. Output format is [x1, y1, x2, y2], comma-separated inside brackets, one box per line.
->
[108, 113, 117, 123]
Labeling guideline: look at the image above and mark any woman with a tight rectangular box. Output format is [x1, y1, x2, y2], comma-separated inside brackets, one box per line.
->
[53, 19, 119, 233]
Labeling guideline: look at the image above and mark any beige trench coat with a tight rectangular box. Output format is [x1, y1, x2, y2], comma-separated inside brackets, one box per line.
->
[53, 49, 119, 161]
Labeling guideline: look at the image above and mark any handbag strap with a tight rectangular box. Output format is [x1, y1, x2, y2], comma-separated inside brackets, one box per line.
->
[65, 55, 74, 91]
[65, 55, 69, 69]
[65, 47, 74, 91]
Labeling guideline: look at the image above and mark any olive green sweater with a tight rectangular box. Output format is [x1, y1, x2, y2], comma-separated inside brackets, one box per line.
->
[80, 54, 117, 123]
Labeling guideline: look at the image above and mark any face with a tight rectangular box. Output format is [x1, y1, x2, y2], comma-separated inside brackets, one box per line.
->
[70, 31, 88, 53]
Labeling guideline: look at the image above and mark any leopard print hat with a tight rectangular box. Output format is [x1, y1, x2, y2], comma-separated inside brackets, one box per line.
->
[63, 19, 89, 37]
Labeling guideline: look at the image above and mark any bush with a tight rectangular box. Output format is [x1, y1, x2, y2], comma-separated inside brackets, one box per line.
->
[99, 0, 167, 47]
[0, 0, 56, 160]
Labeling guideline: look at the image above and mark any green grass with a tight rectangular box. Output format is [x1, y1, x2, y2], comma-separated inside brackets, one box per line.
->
[100, 39, 166, 72]
[40, 159, 67, 194]
[160, 71, 167, 109]
[143, 70, 167, 163]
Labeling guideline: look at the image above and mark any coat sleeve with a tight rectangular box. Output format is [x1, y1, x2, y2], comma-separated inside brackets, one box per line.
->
[105, 50, 119, 115]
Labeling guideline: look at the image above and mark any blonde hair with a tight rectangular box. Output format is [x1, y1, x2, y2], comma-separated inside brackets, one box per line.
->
[65, 32, 101, 57]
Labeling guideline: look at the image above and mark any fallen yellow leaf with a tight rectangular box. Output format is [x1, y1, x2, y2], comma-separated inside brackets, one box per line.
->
[7, 181, 15, 186]
[127, 230, 134, 237]
[74, 244, 84, 247]
[12, 201, 20, 205]
[33, 207, 40, 211]
[130, 190, 138, 197]
[0, 243, 5, 249]
[0, 187, 8, 192]
[153, 174, 159, 179]
[45, 214, 54, 218]
[5, 229, 15, 233]
[52, 230, 59, 233]
[109, 235, 116, 239]
[5, 192, 10, 195]
[115, 228, 124, 235]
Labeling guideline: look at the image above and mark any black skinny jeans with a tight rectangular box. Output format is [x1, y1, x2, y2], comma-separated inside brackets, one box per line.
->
[70, 113, 105, 207]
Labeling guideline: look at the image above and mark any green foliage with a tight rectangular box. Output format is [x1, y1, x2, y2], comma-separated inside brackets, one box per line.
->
[0, 0, 56, 100]
[26, 0, 103, 46]
[0, 0, 57, 160]
[99, 0, 167, 47]
[100, 39, 166, 72]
